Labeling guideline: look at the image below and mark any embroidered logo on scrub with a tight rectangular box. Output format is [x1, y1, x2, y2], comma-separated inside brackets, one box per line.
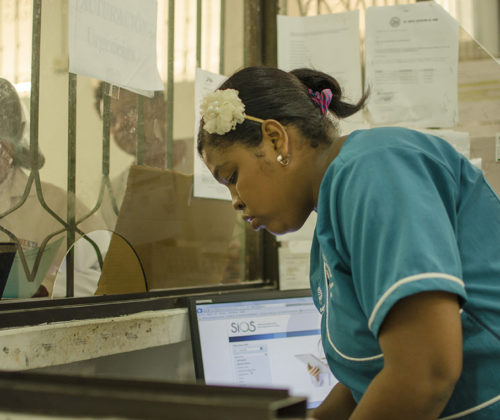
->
[318, 253, 334, 313]
[323, 253, 334, 289]
[317, 286, 324, 313]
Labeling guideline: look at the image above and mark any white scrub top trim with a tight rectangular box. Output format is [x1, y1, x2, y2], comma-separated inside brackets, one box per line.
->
[368, 272, 465, 332]
[439, 393, 500, 419]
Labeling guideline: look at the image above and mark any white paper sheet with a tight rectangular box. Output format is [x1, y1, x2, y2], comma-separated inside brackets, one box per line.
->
[278, 246, 311, 290]
[277, 12, 362, 105]
[69, 0, 163, 94]
[277, 212, 317, 243]
[364, 2, 459, 128]
[277, 213, 316, 290]
[470, 158, 482, 170]
[193, 68, 231, 200]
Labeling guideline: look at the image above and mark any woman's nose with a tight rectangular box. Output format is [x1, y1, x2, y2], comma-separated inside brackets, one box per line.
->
[231, 193, 245, 211]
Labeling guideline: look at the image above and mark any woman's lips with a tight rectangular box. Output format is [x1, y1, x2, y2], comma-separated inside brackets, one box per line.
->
[243, 215, 254, 223]
[243, 215, 261, 230]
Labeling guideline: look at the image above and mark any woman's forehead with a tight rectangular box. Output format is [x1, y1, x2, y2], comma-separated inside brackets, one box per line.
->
[202, 143, 231, 167]
[203, 143, 247, 175]
[203, 141, 257, 163]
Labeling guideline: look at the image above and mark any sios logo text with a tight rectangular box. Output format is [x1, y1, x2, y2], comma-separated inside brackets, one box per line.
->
[231, 320, 256, 334]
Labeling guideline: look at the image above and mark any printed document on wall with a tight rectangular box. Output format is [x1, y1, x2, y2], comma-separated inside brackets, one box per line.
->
[69, 0, 163, 95]
[277, 213, 317, 290]
[193, 68, 230, 200]
[277, 11, 363, 114]
[364, 2, 459, 127]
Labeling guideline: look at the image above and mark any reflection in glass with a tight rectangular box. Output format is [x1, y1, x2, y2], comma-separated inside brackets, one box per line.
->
[0, 77, 103, 298]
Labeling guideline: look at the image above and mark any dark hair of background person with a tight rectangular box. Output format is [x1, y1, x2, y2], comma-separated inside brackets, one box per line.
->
[92, 81, 169, 169]
[0, 78, 24, 142]
[197, 66, 368, 155]
[0, 77, 44, 169]
[93, 81, 166, 119]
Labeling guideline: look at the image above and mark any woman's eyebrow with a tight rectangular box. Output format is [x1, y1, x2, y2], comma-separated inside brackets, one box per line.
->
[213, 167, 221, 182]
[213, 163, 229, 184]
[213, 167, 228, 185]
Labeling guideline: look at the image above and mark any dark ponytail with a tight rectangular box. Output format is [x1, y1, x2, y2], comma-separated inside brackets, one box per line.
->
[290, 68, 368, 119]
[197, 66, 367, 155]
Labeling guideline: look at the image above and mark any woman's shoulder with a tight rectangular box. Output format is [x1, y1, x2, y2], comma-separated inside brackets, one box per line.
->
[344, 126, 436, 151]
[338, 126, 462, 170]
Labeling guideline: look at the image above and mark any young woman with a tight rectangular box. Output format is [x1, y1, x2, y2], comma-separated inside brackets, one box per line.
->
[196, 66, 500, 419]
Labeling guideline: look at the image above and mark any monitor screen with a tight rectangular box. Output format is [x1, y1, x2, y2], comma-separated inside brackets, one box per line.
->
[188, 289, 338, 409]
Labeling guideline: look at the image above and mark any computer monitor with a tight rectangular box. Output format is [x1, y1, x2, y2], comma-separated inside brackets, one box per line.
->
[188, 289, 338, 409]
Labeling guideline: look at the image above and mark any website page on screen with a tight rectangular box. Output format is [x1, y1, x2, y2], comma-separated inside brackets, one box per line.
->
[196, 296, 337, 408]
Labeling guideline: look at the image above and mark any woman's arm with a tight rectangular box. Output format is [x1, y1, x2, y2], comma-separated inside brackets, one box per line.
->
[350, 291, 463, 420]
[312, 381, 357, 420]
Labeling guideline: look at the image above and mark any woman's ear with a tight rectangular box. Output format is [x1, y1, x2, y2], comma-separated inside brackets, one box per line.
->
[261, 119, 289, 157]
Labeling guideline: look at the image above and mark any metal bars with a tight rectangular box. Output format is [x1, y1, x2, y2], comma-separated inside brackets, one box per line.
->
[165, 0, 175, 170]
[66, 72, 77, 297]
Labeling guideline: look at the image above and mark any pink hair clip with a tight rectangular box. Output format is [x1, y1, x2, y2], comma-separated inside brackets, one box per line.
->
[308, 88, 333, 115]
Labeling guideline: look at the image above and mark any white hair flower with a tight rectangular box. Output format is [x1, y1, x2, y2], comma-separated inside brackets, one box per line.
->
[200, 89, 246, 135]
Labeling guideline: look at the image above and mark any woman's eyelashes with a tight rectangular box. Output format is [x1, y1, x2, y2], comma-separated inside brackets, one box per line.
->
[227, 171, 238, 185]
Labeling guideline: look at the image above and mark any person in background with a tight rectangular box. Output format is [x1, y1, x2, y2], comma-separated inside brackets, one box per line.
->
[0, 77, 103, 298]
[196, 66, 500, 419]
[93, 82, 188, 230]
[93, 82, 242, 285]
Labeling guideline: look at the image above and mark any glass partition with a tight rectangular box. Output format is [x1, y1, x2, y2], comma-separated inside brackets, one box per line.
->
[0, 0, 270, 300]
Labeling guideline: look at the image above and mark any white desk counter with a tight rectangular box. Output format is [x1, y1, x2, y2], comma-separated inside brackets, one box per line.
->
[0, 307, 189, 370]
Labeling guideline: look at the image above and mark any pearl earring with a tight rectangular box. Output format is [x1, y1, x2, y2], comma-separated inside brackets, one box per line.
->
[277, 154, 289, 166]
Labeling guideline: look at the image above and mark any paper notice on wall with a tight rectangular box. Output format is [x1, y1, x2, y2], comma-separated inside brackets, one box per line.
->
[277, 11, 362, 106]
[277, 12, 365, 133]
[69, 0, 163, 95]
[279, 245, 311, 290]
[277, 212, 317, 243]
[278, 213, 316, 290]
[365, 2, 459, 127]
[193, 68, 230, 200]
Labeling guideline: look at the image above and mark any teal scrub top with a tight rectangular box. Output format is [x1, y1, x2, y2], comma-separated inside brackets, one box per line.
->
[310, 127, 500, 418]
